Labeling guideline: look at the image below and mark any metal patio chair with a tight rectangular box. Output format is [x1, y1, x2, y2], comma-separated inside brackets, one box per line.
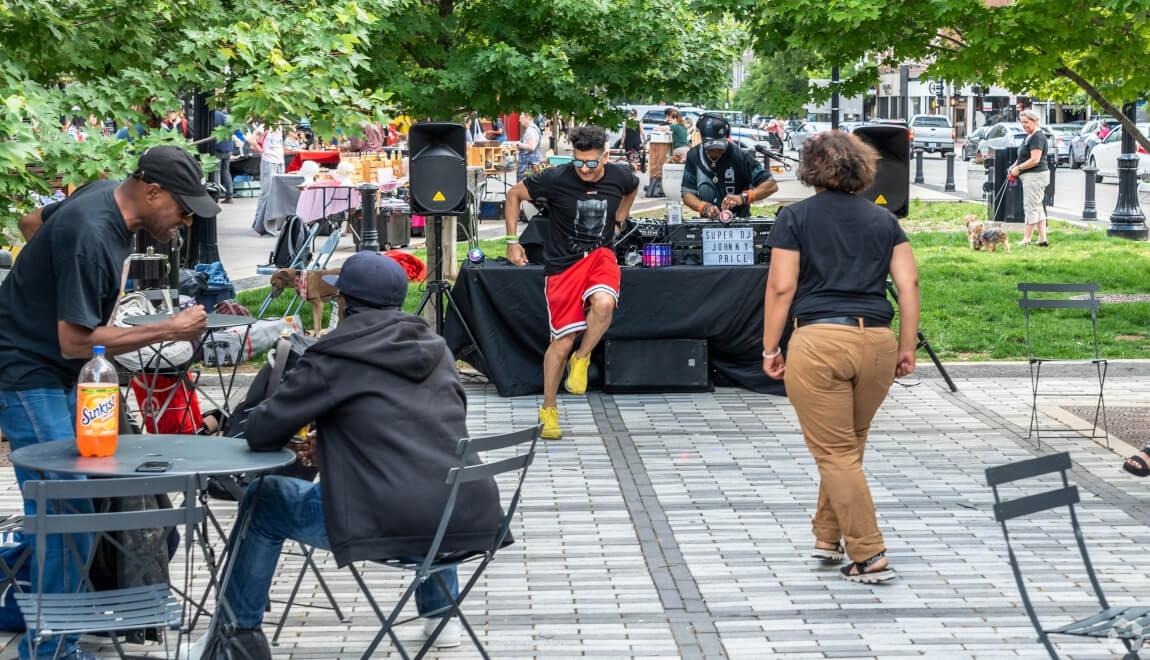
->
[986, 452, 1146, 659]
[349, 423, 541, 659]
[17, 474, 203, 659]
[1018, 283, 1108, 448]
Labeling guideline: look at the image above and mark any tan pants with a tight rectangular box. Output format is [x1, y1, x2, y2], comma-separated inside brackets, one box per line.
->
[784, 323, 897, 561]
[1021, 170, 1049, 225]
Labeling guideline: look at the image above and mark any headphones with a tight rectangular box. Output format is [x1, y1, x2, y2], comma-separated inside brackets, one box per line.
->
[696, 113, 731, 140]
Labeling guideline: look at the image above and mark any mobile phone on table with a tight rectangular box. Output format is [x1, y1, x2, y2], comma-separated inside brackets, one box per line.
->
[135, 461, 173, 473]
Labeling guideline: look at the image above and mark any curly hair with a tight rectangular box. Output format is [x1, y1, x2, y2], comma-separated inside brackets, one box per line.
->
[797, 130, 880, 193]
[570, 125, 607, 152]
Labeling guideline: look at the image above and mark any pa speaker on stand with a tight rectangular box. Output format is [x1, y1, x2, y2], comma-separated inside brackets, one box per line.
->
[854, 124, 910, 218]
[408, 122, 487, 367]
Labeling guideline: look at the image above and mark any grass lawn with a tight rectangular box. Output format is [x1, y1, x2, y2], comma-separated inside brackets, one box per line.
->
[238, 205, 1150, 362]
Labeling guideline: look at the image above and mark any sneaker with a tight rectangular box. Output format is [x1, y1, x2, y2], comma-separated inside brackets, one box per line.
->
[1018, 239, 1032, 246]
[538, 406, 562, 440]
[1037, 241, 1050, 247]
[422, 617, 462, 648]
[61, 649, 99, 660]
[184, 627, 271, 660]
[564, 353, 590, 394]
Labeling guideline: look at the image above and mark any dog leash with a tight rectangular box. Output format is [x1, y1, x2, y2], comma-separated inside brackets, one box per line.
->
[988, 173, 1016, 224]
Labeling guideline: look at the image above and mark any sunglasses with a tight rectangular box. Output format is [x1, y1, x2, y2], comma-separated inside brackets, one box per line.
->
[572, 157, 604, 169]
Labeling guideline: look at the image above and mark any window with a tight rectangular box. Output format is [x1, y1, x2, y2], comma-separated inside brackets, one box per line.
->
[912, 116, 950, 127]
[642, 111, 666, 124]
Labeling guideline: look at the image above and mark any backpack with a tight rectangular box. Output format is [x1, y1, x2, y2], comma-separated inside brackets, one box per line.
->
[268, 214, 311, 268]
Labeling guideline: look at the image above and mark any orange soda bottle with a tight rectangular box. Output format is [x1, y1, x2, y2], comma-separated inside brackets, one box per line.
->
[75, 345, 119, 457]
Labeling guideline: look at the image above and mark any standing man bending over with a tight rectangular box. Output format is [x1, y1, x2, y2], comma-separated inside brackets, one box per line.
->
[504, 126, 639, 440]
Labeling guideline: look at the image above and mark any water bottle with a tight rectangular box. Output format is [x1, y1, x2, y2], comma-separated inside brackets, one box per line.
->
[75, 345, 119, 457]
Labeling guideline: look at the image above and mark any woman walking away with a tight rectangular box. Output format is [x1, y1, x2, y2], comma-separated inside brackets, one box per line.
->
[761, 131, 920, 584]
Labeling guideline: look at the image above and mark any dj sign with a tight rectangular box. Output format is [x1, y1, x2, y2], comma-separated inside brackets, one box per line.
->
[702, 226, 755, 266]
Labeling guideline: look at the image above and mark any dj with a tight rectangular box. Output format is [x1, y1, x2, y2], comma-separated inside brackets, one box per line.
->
[504, 125, 639, 440]
[681, 113, 778, 220]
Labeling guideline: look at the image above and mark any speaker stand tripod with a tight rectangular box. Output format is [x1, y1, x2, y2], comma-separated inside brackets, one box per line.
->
[416, 215, 488, 368]
[885, 281, 956, 392]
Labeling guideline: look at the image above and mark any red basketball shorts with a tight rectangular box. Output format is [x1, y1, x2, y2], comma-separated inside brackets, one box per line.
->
[545, 247, 620, 339]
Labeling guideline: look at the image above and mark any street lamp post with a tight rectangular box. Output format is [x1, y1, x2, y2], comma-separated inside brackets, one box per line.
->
[1107, 102, 1148, 240]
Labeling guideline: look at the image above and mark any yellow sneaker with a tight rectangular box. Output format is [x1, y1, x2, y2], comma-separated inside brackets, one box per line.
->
[565, 353, 590, 395]
[539, 406, 562, 440]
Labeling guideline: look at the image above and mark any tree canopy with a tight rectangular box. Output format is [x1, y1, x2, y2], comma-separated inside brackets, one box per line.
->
[729, 0, 1150, 149]
[0, 0, 738, 239]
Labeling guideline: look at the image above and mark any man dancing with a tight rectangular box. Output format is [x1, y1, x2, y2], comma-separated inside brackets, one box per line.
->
[504, 125, 639, 439]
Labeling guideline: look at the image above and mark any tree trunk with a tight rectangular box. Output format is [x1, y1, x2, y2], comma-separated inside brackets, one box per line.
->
[1056, 65, 1150, 154]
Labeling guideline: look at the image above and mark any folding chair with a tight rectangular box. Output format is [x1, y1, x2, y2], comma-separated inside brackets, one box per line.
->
[256, 228, 341, 321]
[1017, 283, 1108, 448]
[986, 452, 1147, 659]
[17, 475, 204, 659]
[349, 424, 541, 660]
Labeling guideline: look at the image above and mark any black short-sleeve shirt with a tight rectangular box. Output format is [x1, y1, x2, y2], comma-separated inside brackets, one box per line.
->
[0, 181, 133, 390]
[766, 190, 908, 324]
[681, 144, 771, 218]
[524, 163, 640, 274]
[1016, 130, 1048, 172]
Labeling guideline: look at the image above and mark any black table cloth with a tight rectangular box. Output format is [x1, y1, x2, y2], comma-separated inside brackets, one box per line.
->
[443, 260, 786, 397]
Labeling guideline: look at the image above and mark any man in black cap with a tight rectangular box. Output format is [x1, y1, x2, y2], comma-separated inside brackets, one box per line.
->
[682, 113, 778, 220]
[0, 145, 216, 659]
[192, 252, 507, 658]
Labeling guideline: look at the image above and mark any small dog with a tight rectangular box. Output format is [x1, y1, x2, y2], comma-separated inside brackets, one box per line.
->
[964, 214, 1010, 253]
[270, 268, 340, 335]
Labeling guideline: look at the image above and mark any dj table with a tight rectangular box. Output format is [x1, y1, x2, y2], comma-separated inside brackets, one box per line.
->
[442, 260, 787, 397]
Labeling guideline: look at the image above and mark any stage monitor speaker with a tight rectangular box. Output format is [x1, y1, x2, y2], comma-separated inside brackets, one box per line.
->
[853, 124, 910, 217]
[409, 122, 467, 215]
[604, 338, 711, 393]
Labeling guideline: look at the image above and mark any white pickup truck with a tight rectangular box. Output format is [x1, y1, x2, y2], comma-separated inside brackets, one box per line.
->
[909, 114, 956, 156]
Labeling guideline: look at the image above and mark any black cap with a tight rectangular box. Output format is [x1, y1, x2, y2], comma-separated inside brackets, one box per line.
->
[697, 114, 731, 151]
[322, 252, 409, 308]
[132, 145, 221, 218]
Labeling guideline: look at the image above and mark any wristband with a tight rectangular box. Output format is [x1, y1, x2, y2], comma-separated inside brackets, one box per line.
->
[745, 190, 754, 204]
[503, 235, 520, 243]
[762, 348, 781, 359]
[506, 240, 520, 245]
[702, 203, 713, 216]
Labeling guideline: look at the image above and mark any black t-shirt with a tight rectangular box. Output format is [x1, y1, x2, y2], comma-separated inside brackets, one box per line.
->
[0, 180, 133, 390]
[1016, 130, 1048, 172]
[524, 163, 640, 274]
[682, 144, 771, 218]
[766, 190, 908, 324]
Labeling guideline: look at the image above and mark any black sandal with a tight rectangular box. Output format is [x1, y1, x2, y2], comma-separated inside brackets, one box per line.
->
[840, 551, 896, 584]
[811, 541, 844, 563]
[1123, 449, 1150, 477]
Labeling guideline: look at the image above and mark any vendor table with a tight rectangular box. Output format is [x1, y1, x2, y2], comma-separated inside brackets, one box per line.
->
[442, 261, 785, 397]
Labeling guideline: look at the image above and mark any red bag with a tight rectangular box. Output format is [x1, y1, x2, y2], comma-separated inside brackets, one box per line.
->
[130, 374, 204, 434]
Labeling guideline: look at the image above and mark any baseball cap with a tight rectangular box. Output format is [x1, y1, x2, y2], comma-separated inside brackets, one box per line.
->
[697, 114, 731, 151]
[132, 145, 221, 218]
[322, 252, 409, 308]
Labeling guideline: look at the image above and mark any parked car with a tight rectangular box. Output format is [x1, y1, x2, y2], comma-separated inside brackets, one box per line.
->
[1087, 123, 1150, 183]
[1047, 123, 1080, 166]
[788, 122, 830, 151]
[961, 126, 989, 161]
[909, 114, 956, 155]
[1068, 118, 1120, 169]
[974, 122, 1058, 163]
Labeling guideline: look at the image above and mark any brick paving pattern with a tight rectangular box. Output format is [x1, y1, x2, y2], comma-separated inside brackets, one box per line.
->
[0, 374, 1148, 658]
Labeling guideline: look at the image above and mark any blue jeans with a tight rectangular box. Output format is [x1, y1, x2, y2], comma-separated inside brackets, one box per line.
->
[0, 388, 94, 659]
[223, 476, 459, 629]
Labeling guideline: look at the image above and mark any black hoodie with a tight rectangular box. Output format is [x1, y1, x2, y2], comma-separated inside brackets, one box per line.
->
[244, 308, 507, 566]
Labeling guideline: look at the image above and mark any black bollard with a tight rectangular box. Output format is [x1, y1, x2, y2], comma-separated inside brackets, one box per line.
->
[914, 149, 925, 184]
[944, 152, 956, 192]
[1082, 164, 1098, 222]
[358, 183, 381, 252]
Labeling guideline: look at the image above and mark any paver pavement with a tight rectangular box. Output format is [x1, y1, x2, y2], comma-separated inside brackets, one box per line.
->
[1, 372, 1148, 658]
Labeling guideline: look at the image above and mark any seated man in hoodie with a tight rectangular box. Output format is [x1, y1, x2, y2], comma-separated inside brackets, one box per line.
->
[200, 252, 506, 658]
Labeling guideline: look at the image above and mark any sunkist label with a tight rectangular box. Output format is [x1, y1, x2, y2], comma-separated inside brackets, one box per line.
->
[77, 385, 118, 436]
